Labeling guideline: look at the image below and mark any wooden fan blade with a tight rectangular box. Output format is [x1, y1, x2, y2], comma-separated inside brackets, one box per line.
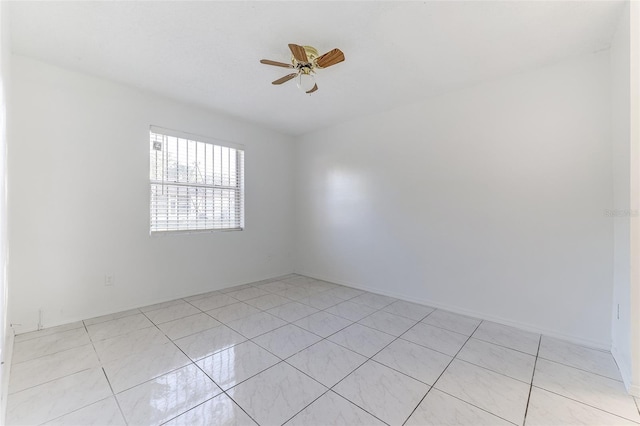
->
[272, 73, 298, 85]
[306, 84, 318, 94]
[316, 48, 345, 68]
[288, 43, 308, 63]
[260, 59, 293, 68]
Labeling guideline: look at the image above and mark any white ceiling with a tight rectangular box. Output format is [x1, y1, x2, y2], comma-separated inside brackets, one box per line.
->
[10, 1, 624, 136]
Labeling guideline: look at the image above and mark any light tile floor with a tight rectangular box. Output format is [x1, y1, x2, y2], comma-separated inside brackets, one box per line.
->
[6, 274, 640, 425]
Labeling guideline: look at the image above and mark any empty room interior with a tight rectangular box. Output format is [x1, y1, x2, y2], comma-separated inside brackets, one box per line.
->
[0, 1, 639, 425]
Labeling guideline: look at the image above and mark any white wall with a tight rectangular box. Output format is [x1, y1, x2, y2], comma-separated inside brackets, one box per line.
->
[627, 0, 640, 398]
[0, 0, 12, 422]
[610, 1, 633, 393]
[8, 55, 295, 332]
[295, 51, 613, 348]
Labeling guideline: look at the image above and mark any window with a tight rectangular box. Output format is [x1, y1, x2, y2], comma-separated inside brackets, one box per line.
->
[149, 127, 244, 233]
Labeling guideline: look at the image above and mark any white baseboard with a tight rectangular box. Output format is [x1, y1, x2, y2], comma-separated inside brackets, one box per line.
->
[1, 326, 15, 426]
[612, 345, 640, 397]
[299, 271, 612, 351]
[11, 272, 295, 336]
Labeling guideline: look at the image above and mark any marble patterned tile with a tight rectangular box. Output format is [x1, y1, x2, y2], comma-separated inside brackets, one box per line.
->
[254, 280, 294, 293]
[86, 313, 154, 341]
[6, 368, 112, 426]
[10, 344, 100, 394]
[373, 338, 452, 385]
[196, 341, 280, 390]
[533, 358, 640, 422]
[252, 324, 321, 359]
[43, 397, 126, 426]
[143, 302, 201, 324]
[92, 326, 170, 363]
[139, 298, 186, 312]
[298, 282, 328, 291]
[173, 325, 246, 361]
[12, 327, 91, 363]
[103, 341, 191, 393]
[401, 322, 468, 356]
[244, 293, 291, 310]
[324, 286, 365, 300]
[538, 336, 622, 381]
[116, 364, 221, 426]
[228, 362, 326, 426]
[288, 340, 367, 387]
[405, 388, 512, 426]
[297, 292, 345, 310]
[349, 292, 397, 309]
[422, 310, 482, 336]
[293, 311, 352, 338]
[308, 280, 340, 291]
[15, 322, 85, 343]
[226, 311, 287, 339]
[164, 393, 257, 426]
[358, 310, 417, 336]
[188, 294, 239, 311]
[434, 359, 530, 425]
[286, 390, 385, 426]
[267, 302, 319, 323]
[157, 313, 221, 340]
[328, 323, 396, 358]
[282, 276, 318, 286]
[325, 301, 377, 322]
[276, 287, 318, 301]
[526, 386, 637, 426]
[383, 300, 435, 321]
[457, 338, 535, 383]
[333, 360, 429, 425]
[206, 302, 261, 323]
[83, 309, 141, 327]
[472, 321, 540, 355]
[225, 287, 270, 301]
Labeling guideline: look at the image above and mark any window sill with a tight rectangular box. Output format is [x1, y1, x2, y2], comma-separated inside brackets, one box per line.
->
[149, 227, 243, 237]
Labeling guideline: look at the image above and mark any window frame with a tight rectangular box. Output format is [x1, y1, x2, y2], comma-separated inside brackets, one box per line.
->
[149, 126, 245, 235]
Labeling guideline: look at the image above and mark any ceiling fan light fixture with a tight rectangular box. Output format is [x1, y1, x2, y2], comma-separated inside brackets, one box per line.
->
[297, 72, 316, 93]
[261, 44, 345, 95]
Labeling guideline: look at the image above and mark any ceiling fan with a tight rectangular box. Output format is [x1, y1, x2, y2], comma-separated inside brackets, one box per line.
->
[260, 44, 345, 94]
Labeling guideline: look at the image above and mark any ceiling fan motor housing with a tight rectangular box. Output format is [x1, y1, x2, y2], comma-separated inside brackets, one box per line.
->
[292, 45, 320, 71]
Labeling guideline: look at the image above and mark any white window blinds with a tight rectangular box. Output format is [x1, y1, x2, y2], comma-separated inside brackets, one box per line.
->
[149, 127, 244, 233]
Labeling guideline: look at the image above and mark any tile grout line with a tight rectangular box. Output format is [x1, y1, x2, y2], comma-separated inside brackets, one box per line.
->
[86, 317, 124, 422]
[227, 297, 471, 424]
[98, 362, 129, 425]
[166, 331, 261, 426]
[142, 308, 265, 424]
[522, 335, 542, 425]
[276, 306, 398, 425]
[533, 355, 626, 383]
[10, 275, 626, 426]
[405, 320, 523, 426]
[143, 312, 263, 426]
[6, 277, 303, 424]
[12, 322, 86, 343]
[12, 323, 124, 425]
[299, 305, 437, 426]
[527, 384, 640, 424]
[400, 319, 485, 426]
[208, 294, 397, 425]
[94, 293, 463, 426]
